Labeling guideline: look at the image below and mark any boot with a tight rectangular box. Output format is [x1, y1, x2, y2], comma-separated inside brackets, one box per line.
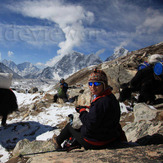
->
[52, 134, 62, 150]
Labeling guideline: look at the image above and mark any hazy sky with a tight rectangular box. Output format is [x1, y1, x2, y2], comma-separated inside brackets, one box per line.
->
[0, 0, 163, 68]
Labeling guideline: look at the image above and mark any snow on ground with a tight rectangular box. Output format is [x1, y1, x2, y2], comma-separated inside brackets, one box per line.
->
[0, 86, 129, 162]
[0, 91, 75, 162]
[120, 103, 129, 113]
[14, 91, 43, 107]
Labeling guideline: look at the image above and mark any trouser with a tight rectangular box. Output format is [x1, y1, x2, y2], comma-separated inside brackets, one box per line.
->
[53, 94, 68, 103]
[56, 123, 114, 150]
[138, 80, 155, 103]
[1, 114, 7, 126]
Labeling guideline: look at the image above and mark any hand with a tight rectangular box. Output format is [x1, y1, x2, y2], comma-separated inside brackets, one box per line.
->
[75, 106, 87, 113]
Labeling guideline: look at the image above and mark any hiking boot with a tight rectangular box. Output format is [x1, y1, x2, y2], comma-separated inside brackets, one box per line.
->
[52, 134, 62, 150]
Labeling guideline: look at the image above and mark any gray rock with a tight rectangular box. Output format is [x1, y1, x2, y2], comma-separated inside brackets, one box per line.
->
[123, 120, 162, 142]
[13, 139, 55, 157]
[133, 103, 158, 122]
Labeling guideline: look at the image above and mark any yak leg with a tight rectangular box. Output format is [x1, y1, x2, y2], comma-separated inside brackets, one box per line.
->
[1, 114, 7, 126]
[138, 81, 155, 104]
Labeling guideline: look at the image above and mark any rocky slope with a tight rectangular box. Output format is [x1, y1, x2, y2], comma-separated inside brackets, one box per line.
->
[66, 42, 163, 94]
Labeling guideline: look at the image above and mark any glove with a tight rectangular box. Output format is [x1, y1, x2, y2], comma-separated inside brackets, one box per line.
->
[75, 105, 87, 113]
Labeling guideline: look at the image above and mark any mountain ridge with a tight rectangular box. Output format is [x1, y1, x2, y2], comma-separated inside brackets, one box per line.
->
[0, 62, 22, 79]
[2, 60, 40, 78]
[37, 51, 103, 80]
[1, 47, 131, 79]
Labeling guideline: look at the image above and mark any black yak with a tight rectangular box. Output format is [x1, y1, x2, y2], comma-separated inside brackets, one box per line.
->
[0, 88, 18, 126]
[119, 66, 163, 104]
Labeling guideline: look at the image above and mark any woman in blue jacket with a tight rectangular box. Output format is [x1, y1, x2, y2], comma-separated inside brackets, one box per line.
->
[53, 68, 127, 150]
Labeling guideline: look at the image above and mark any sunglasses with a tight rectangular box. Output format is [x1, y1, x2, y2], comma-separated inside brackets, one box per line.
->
[88, 82, 102, 86]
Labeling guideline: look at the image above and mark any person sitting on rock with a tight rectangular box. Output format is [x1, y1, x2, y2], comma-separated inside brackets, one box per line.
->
[52, 68, 127, 150]
[53, 78, 68, 103]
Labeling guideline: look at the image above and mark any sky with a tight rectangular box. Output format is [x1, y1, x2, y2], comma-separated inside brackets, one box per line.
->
[0, 0, 163, 68]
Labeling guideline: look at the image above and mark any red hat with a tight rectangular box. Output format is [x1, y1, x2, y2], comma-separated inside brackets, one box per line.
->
[88, 67, 108, 86]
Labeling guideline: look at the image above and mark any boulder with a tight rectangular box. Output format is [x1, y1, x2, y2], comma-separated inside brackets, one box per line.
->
[123, 103, 163, 142]
[43, 93, 54, 103]
[123, 120, 163, 142]
[28, 87, 38, 93]
[76, 86, 91, 106]
[133, 103, 159, 122]
[0, 73, 13, 89]
[12, 139, 55, 157]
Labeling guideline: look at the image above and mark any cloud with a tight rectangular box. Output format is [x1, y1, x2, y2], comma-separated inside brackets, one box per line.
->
[86, 1, 163, 48]
[101, 2, 163, 51]
[45, 53, 65, 67]
[0, 52, 1, 61]
[7, 0, 94, 65]
[5, 0, 163, 65]
[35, 62, 46, 69]
[95, 49, 105, 56]
[136, 9, 163, 35]
[8, 51, 14, 57]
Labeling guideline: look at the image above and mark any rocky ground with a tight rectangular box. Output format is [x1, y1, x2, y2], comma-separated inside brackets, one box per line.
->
[7, 145, 163, 163]
[5, 96, 163, 163]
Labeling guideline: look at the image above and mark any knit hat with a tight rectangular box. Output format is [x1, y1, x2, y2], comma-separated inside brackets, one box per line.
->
[88, 67, 108, 86]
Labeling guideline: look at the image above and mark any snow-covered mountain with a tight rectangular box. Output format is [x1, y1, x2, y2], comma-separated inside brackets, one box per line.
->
[17, 62, 40, 77]
[38, 51, 102, 80]
[2, 60, 19, 73]
[0, 62, 22, 79]
[2, 60, 40, 78]
[2, 48, 128, 80]
[1, 52, 102, 80]
[105, 47, 128, 61]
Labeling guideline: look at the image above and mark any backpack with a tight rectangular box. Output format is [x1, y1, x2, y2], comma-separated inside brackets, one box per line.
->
[57, 87, 66, 97]
[137, 62, 150, 71]
[154, 61, 163, 76]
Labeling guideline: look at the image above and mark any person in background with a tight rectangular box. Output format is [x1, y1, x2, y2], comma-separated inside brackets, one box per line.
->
[52, 68, 127, 150]
[53, 78, 68, 103]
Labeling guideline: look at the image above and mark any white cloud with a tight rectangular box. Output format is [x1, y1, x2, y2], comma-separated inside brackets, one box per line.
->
[8, 51, 14, 57]
[89, 1, 163, 50]
[45, 53, 65, 67]
[35, 62, 46, 69]
[95, 49, 105, 56]
[35, 62, 44, 66]
[8, 0, 94, 66]
[136, 9, 163, 35]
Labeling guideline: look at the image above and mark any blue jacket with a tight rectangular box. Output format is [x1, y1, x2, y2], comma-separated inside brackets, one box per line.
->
[60, 82, 68, 93]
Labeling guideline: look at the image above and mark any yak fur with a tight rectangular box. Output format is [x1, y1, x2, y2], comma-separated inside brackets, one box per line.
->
[0, 88, 18, 126]
[119, 66, 163, 104]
